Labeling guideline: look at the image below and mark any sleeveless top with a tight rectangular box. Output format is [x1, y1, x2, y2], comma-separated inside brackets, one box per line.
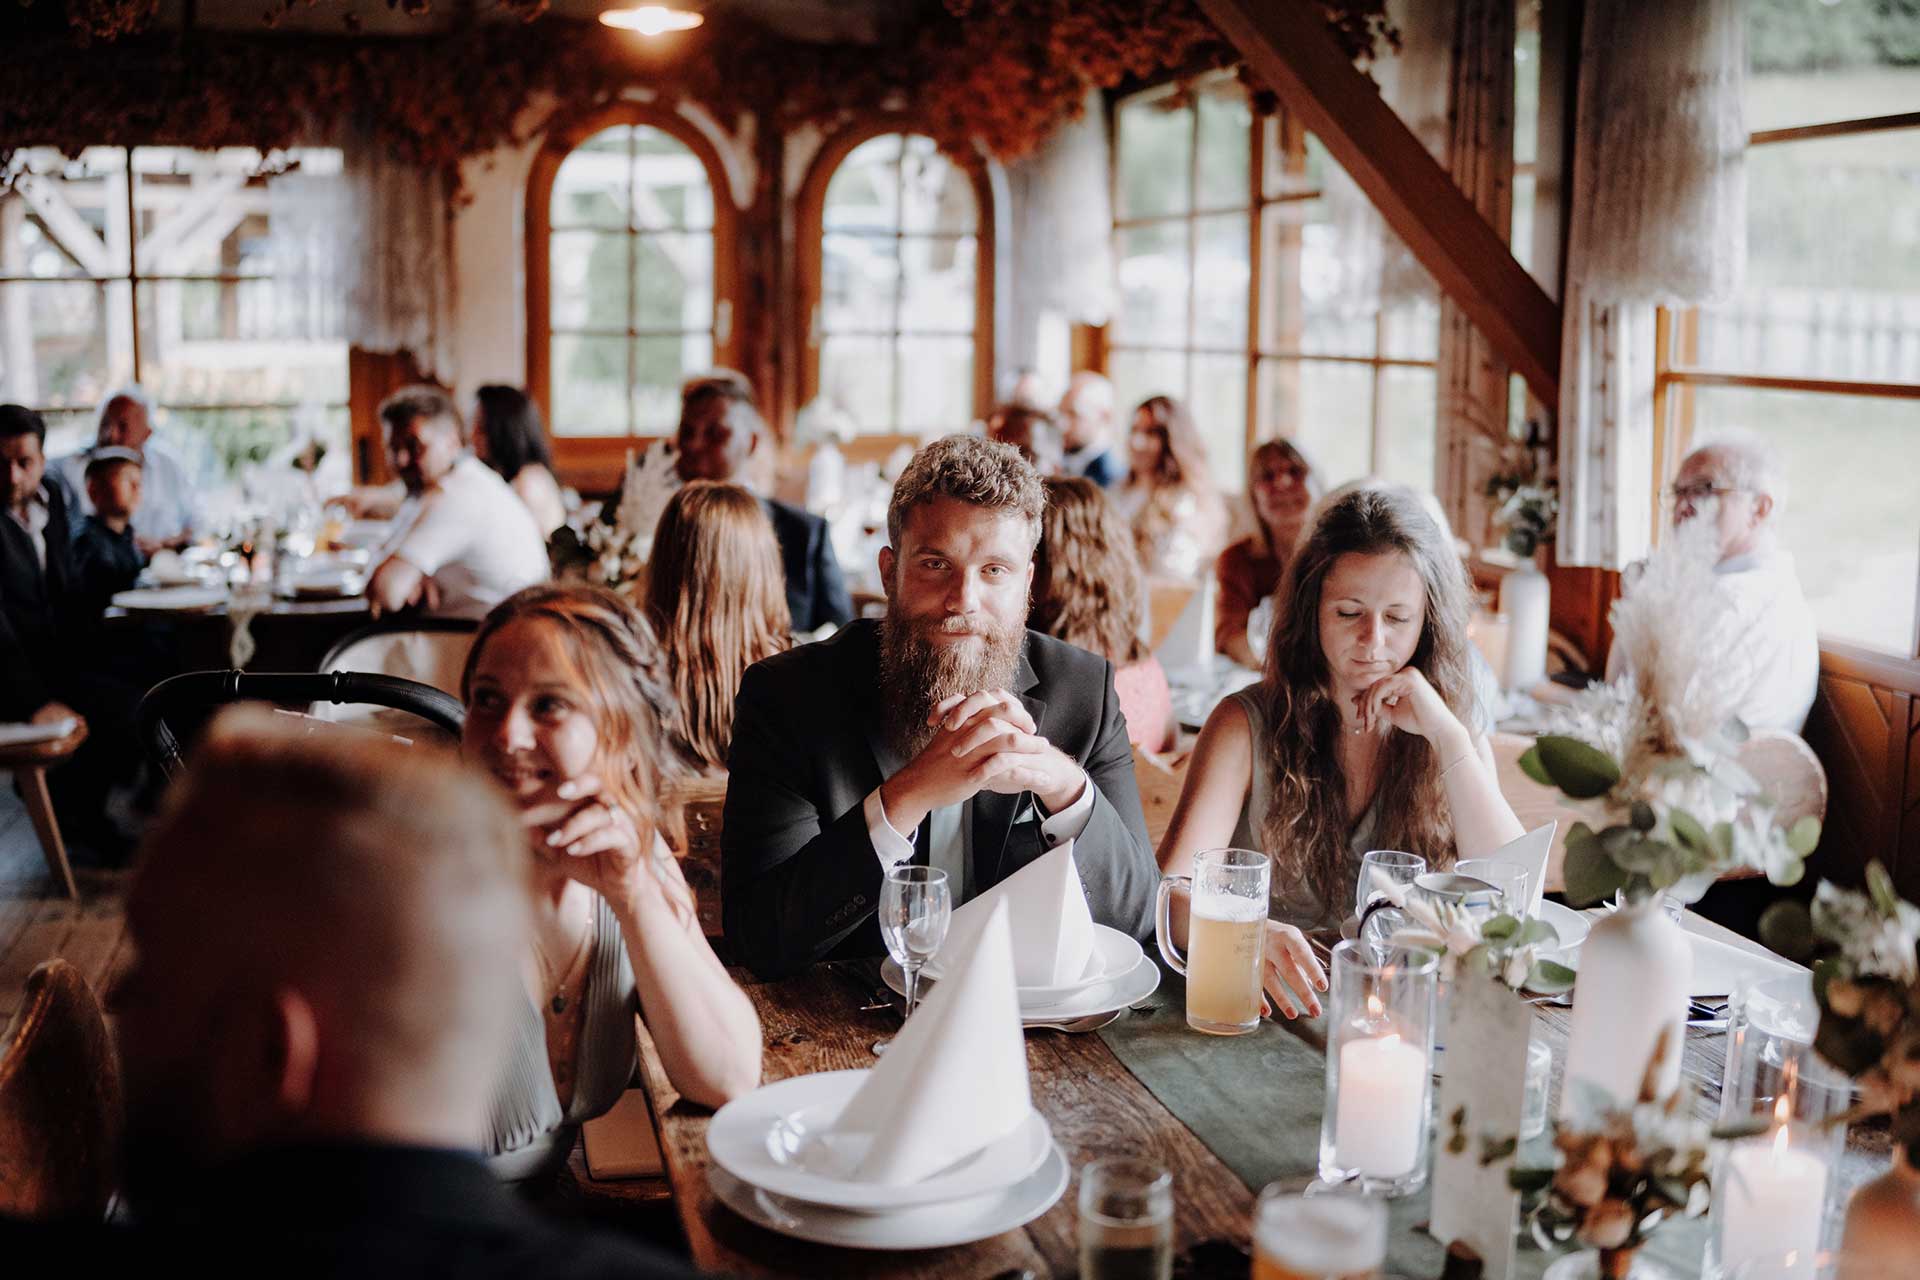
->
[486, 892, 639, 1182]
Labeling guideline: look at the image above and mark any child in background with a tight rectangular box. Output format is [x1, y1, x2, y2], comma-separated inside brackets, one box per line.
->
[72, 447, 148, 613]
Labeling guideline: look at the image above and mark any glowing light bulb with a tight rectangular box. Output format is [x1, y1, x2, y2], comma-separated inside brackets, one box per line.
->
[599, 4, 703, 35]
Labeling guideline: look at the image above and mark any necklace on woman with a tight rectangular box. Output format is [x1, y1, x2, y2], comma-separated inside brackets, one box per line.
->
[534, 926, 594, 1015]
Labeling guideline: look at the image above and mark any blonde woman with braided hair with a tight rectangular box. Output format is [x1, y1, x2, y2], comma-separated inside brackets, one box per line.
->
[462, 584, 761, 1180]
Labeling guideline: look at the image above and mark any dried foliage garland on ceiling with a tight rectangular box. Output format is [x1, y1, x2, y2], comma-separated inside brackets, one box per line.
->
[6, 0, 1396, 188]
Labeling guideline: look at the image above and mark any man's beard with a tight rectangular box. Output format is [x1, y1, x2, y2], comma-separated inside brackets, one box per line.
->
[878, 606, 1025, 758]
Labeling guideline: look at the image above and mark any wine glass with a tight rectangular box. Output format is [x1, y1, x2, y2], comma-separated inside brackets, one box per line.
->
[875, 865, 950, 1055]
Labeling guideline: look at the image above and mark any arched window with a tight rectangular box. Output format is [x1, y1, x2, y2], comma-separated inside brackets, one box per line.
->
[799, 128, 993, 436]
[528, 105, 735, 451]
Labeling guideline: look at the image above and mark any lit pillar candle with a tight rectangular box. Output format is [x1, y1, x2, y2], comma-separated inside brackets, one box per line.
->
[1333, 1033, 1427, 1178]
[1719, 1127, 1829, 1280]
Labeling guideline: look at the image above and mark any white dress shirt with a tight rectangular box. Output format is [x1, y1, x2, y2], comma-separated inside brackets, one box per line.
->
[384, 454, 550, 619]
[862, 774, 1095, 906]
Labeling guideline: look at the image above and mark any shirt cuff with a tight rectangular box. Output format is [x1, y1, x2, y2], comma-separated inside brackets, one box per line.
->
[1038, 773, 1094, 848]
[863, 787, 917, 871]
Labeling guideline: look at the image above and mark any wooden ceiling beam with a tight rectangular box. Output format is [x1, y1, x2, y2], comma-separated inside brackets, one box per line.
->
[1196, 0, 1562, 404]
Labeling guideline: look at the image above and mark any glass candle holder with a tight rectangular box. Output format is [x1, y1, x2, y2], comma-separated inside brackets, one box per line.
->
[1078, 1157, 1173, 1280]
[1318, 941, 1439, 1197]
[1706, 974, 1856, 1280]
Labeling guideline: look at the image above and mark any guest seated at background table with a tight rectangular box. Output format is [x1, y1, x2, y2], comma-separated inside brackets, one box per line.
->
[70, 446, 149, 614]
[1157, 484, 1522, 1019]
[722, 435, 1159, 980]
[1216, 438, 1318, 669]
[366, 386, 550, 620]
[462, 585, 761, 1179]
[644, 481, 791, 775]
[472, 384, 568, 539]
[1110, 394, 1228, 581]
[674, 370, 853, 633]
[1607, 430, 1818, 733]
[1031, 477, 1174, 753]
[987, 402, 1064, 475]
[56, 708, 703, 1277]
[53, 386, 201, 554]
[1056, 370, 1124, 488]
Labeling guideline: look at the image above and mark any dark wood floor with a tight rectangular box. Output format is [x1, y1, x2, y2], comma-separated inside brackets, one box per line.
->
[0, 780, 132, 1027]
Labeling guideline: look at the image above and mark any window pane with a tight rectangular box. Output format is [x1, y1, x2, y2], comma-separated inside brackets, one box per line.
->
[824, 136, 902, 232]
[1694, 130, 1920, 383]
[821, 231, 898, 334]
[1296, 206, 1381, 359]
[1514, 4, 1540, 168]
[895, 336, 974, 433]
[899, 136, 977, 234]
[551, 334, 629, 436]
[1116, 90, 1193, 222]
[138, 282, 346, 410]
[551, 230, 630, 330]
[551, 127, 631, 229]
[819, 334, 895, 433]
[1747, 5, 1920, 133]
[1190, 354, 1248, 491]
[1689, 385, 1920, 655]
[163, 405, 326, 481]
[1272, 358, 1372, 486]
[899, 235, 976, 334]
[0, 147, 132, 278]
[1110, 350, 1188, 426]
[631, 126, 712, 231]
[1195, 78, 1252, 212]
[633, 231, 713, 333]
[1114, 222, 1190, 347]
[1511, 170, 1536, 272]
[0, 279, 129, 409]
[1377, 365, 1437, 492]
[1193, 213, 1250, 349]
[634, 335, 704, 435]
[1380, 295, 1440, 362]
[1258, 201, 1308, 353]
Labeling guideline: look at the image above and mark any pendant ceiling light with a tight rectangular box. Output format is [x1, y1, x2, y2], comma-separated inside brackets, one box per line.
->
[599, 3, 703, 34]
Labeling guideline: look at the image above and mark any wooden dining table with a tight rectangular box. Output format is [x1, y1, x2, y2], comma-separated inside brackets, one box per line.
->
[629, 912, 1890, 1280]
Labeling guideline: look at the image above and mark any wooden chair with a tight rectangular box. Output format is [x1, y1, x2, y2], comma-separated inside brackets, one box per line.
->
[0, 959, 121, 1220]
[1133, 744, 1192, 854]
[0, 717, 90, 899]
[661, 773, 729, 945]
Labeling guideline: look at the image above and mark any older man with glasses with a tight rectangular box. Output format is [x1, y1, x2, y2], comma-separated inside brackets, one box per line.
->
[1608, 431, 1818, 732]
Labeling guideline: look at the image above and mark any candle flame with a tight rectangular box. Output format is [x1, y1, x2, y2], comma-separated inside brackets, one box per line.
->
[1366, 993, 1384, 1018]
[1772, 1123, 1790, 1159]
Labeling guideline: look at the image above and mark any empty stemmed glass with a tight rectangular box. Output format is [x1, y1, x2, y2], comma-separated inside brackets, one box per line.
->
[875, 865, 951, 1056]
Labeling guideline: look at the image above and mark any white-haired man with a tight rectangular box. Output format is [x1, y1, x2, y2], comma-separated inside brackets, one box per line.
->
[1056, 370, 1123, 488]
[54, 387, 202, 553]
[1611, 432, 1818, 732]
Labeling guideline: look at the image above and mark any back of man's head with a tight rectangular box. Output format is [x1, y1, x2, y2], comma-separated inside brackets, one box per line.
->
[118, 710, 530, 1202]
[886, 433, 1044, 550]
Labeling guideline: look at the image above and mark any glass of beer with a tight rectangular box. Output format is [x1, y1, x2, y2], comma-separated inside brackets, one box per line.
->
[1079, 1157, 1173, 1280]
[1252, 1185, 1386, 1280]
[1155, 847, 1269, 1035]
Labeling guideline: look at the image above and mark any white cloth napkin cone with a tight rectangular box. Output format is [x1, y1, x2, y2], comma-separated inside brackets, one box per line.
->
[1488, 822, 1557, 917]
[1155, 574, 1216, 674]
[832, 899, 1033, 1185]
[929, 842, 1097, 987]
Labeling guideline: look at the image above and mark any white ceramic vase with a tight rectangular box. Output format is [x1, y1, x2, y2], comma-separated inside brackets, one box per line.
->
[1501, 562, 1551, 692]
[1559, 900, 1692, 1115]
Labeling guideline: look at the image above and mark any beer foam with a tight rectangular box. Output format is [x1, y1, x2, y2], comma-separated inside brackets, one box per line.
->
[1191, 892, 1267, 924]
[1255, 1194, 1386, 1274]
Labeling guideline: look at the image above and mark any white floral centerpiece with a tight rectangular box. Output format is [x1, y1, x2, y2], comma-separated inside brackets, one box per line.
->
[547, 444, 680, 597]
[1380, 880, 1575, 994]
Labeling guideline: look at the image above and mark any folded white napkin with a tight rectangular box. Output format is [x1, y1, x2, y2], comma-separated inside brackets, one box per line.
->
[1687, 929, 1801, 1001]
[1486, 822, 1557, 917]
[833, 899, 1032, 1185]
[0, 718, 79, 747]
[929, 842, 1096, 987]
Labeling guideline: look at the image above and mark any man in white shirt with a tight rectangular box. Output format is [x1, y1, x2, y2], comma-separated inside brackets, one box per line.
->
[55, 388, 201, 552]
[1612, 432, 1819, 733]
[367, 387, 549, 620]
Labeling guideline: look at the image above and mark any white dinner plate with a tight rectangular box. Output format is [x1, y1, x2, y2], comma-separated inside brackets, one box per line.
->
[280, 571, 364, 600]
[709, 1140, 1069, 1250]
[884, 950, 1162, 1023]
[706, 1070, 1052, 1211]
[923, 924, 1143, 1004]
[111, 586, 227, 612]
[1536, 899, 1591, 953]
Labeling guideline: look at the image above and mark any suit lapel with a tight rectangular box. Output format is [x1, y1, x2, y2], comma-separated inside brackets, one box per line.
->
[971, 641, 1047, 892]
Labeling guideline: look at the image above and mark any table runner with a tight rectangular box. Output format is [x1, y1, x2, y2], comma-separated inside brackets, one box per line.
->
[1098, 964, 1709, 1278]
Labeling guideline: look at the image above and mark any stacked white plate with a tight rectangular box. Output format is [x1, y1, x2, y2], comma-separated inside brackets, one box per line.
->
[882, 923, 1159, 1025]
[705, 1070, 1070, 1248]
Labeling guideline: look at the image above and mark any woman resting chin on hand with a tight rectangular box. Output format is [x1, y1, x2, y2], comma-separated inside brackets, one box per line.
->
[1153, 484, 1523, 1021]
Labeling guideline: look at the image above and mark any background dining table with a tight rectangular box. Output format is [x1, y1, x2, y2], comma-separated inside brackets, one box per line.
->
[624, 910, 1890, 1280]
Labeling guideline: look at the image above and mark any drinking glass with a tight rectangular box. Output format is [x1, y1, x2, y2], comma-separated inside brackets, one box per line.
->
[1453, 859, 1531, 918]
[1155, 847, 1270, 1035]
[1078, 1157, 1173, 1280]
[1253, 1183, 1386, 1280]
[875, 865, 950, 1055]
[1355, 851, 1426, 919]
[1318, 941, 1439, 1197]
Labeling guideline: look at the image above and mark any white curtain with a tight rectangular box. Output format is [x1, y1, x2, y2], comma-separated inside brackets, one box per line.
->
[1004, 92, 1114, 375]
[1557, 0, 1746, 568]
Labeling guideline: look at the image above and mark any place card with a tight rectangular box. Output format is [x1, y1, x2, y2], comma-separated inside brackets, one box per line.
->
[1429, 969, 1533, 1280]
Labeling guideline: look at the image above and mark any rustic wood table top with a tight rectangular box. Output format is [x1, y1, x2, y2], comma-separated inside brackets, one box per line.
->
[632, 910, 1889, 1280]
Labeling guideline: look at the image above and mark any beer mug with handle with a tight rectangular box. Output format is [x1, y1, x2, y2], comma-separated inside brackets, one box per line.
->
[1155, 847, 1270, 1035]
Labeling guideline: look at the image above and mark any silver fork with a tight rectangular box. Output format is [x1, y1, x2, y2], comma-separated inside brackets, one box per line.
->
[1024, 1008, 1126, 1033]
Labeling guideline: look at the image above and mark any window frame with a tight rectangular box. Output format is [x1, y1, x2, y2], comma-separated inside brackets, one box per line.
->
[794, 119, 996, 443]
[1653, 110, 1920, 662]
[525, 101, 739, 483]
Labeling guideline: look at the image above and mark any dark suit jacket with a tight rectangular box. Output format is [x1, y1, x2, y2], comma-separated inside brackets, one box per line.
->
[0, 483, 82, 719]
[761, 496, 854, 632]
[71, 515, 147, 615]
[1078, 447, 1124, 489]
[722, 619, 1158, 979]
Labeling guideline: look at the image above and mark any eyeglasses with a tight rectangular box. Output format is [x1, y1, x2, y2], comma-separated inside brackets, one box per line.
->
[1665, 481, 1745, 505]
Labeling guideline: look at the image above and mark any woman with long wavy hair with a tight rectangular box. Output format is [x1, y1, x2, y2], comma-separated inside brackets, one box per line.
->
[1111, 394, 1228, 579]
[1030, 476, 1174, 751]
[1155, 485, 1522, 1019]
[462, 584, 762, 1180]
[644, 481, 791, 774]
